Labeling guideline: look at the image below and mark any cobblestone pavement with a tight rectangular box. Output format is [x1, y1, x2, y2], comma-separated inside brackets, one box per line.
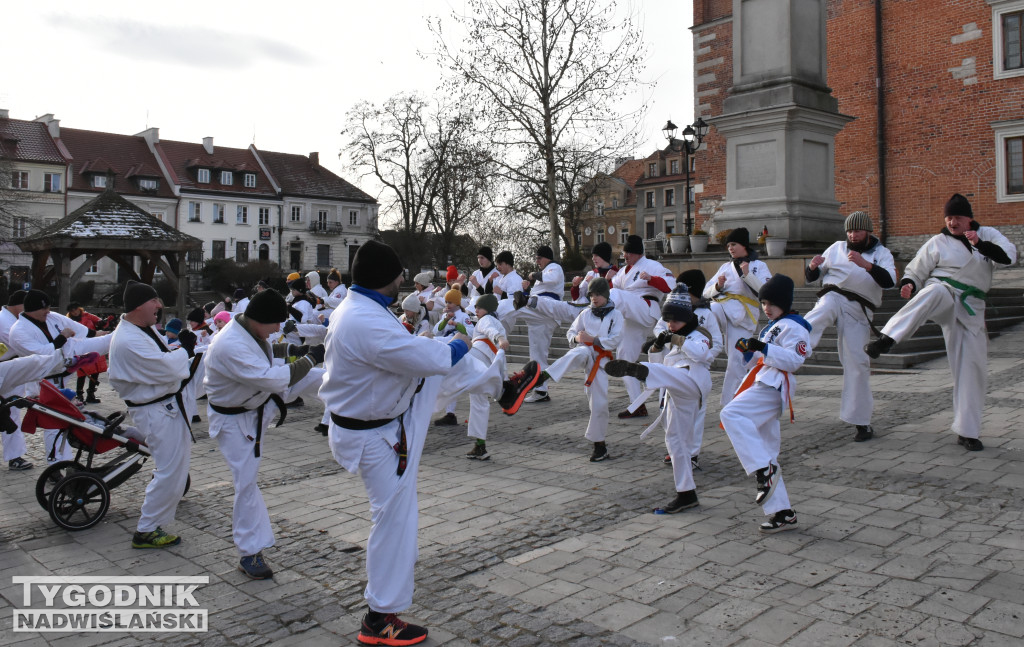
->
[2, 322, 1024, 647]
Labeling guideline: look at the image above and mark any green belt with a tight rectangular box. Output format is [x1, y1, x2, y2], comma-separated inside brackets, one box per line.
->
[937, 277, 986, 316]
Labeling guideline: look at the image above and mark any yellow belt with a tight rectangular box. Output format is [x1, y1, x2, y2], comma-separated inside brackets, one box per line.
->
[713, 292, 760, 324]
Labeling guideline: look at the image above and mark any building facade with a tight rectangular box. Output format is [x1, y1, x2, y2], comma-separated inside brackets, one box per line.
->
[576, 159, 644, 259]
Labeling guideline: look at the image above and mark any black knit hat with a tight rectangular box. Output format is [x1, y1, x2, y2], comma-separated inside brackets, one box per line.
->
[726, 227, 751, 249]
[23, 289, 50, 313]
[289, 278, 307, 293]
[352, 240, 405, 289]
[661, 285, 694, 322]
[677, 270, 706, 296]
[587, 277, 611, 300]
[124, 281, 159, 313]
[478, 246, 494, 263]
[7, 290, 26, 307]
[496, 250, 514, 266]
[758, 274, 794, 313]
[232, 288, 246, 300]
[592, 241, 613, 263]
[186, 307, 206, 324]
[536, 245, 554, 261]
[944, 193, 973, 219]
[623, 235, 644, 255]
[257, 280, 271, 290]
[245, 289, 289, 324]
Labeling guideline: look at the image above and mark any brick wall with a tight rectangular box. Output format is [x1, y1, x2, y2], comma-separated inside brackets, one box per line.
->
[691, 5, 733, 230]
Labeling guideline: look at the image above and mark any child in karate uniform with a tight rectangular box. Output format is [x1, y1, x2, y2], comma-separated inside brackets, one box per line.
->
[463, 294, 509, 460]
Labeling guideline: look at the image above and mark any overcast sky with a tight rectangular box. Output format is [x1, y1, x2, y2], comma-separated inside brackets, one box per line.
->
[1, 0, 694, 204]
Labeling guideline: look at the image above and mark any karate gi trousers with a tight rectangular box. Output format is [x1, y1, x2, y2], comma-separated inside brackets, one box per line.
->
[543, 346, 611, 442]
[2, 389, 27, 462]
[435, 347, 505, 440]
[720, 382, 792, 516]
[805, 292, 873, 426]
[880, 283, 987, 439]
[2, 353, 66, 462]
[129, 398, 192, 533]
[610, 289, 660, 402]
[711, 300, 758, 406]
[641, 363, 708, 492]
[329, 376, 444, 613]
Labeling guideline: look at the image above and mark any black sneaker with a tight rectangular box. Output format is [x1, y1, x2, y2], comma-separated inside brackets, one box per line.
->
[238, 552, 273, 580]
[604, 359, 649, 380]
[754, 463, 779, 505]
[434, 412, 459, 426]
[590, 442, 611, 462]
[192, 414, 202, 423]
[759, 509, 798, 534]
[287, 397, 305, 408]
[854, 425, 873, 442]
[656, 490, 699, 514]
[663, 453, 672, 465]
[864, 334, 895, 358]
[512, 291, 528, 310]
[8, 457, 33, 471]
[315, 423, 330, 436]
[617, 404, 648, 419]
[499, 361, 540, 415]
[85, 394, 101, 404]
[465, 443, 490, 460]
[358, 612, 428, 645]
[958, 436, 984, 451]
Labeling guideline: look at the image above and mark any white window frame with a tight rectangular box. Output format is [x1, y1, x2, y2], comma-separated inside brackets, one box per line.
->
[11, 170, 28, 189]
[43, 173, 61, 192]
[13, 216, 28, 238]
[152, 211, 165, 222]
[92, 175, 107, 188]
[139, 178, 158, 190]
[992, 1, 1024, 79]
[994, 119, 1024, 202]
[86, 261, 99, 274]
[619, 225, 629, 245]
[670, 159, 680, 174]
[197, 168, 210, 183]
[258, 207, 270, 225]
[648, 162, 657, 177]
[349, 209, 359, 226]
[236, 205, 248, 224]
[244, 173, 256, 188]
[213, 203, 225, 224]
[291, 205, 302, 222]
[188, 201, 202, 222]
[220, 171, 233, 185]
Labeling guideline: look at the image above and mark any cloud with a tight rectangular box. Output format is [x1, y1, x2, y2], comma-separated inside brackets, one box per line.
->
[47, 14, 315, 69]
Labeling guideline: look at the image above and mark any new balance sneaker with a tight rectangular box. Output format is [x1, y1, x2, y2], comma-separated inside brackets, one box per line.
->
[590, 442, 611, 462]
[864, 334, 895, 359]
[523, 389, 550, 403]
[434, 412, 459, 426]
[617, 404, 648, 419]
[465, 443, 490, 460]
[754, 463, 780, 505]
[854, 425, 874, 442]
[604, 359, 649, 380]
[8, 457, 33, 471]
[958, 435, 984, 451]
[238, 552, 273, 580]
[656, 490, 699, 514]
[357, 612, 428, 645]
[132, 527, 181, 549]
[759, 509, 798, 534]
[499, 361, 540, 415]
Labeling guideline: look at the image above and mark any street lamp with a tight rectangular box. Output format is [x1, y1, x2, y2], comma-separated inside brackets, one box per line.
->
[662, 117, 709, 235]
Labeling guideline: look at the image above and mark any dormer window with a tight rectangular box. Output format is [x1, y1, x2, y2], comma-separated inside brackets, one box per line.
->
[197, 168, 210, 183]
[648, 162, 657, 177]
[92, 175, 107, 188]
[221, 171, 233, 185]
[139, 178, 159, 191]
[244, 173, 256, 188]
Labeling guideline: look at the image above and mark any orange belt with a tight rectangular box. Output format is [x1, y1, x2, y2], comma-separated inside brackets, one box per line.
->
[584, 343, 615, 387]
[477, 338, 499, 355]
[721, 357, 795, 425]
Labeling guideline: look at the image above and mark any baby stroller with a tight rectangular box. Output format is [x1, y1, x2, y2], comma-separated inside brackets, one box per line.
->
[10, 381, 190, 531]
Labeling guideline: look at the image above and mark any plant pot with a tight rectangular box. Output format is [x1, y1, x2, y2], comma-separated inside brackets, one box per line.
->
[669, 236, 689, 254]
[766, 238, 788, 257]
[689, 234, 709, 254]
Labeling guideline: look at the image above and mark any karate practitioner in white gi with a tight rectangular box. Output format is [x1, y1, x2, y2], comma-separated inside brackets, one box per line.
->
[1, 290, 34, 470]
[609, 235, 675, 418]
[322, 268, 348, 319]
[703, 227, 772, 406]
[606, 284, 715, 512]
[108, 281, 195, 549]
[492, 251, 525, 327]
[720, 274, 811, 533]
[205, 290, 326, 579]
[805, 211, 896, 442]
[569, 242, 619, 304]
[399, 294, 433, 337]
[865, 194, 1017, 451]
[8, 290, 111, 465]
[467, 246, 501, 308]
[462, 294, 510, 460]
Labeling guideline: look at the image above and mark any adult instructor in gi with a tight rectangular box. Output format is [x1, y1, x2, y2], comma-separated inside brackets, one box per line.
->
[321, 240, 471, 646]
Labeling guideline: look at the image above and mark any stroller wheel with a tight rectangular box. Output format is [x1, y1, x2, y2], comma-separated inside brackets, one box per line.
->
[48, 472, 110, 531]
[35, 461, 82, 510]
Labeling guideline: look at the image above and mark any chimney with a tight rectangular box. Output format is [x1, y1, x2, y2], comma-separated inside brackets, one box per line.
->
[33, 113, 60, 138]
[309, 152, 319, 166]
[0, 109, 8, 119]
[202, 137, 214, 154]
[135, 127, 160, 145]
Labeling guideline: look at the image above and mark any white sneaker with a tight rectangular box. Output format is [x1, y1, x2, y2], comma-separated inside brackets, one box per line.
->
[523, 390, 550, 403]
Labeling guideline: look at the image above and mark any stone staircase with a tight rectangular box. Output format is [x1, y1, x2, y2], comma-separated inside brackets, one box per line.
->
[504, 287, 1024, 375]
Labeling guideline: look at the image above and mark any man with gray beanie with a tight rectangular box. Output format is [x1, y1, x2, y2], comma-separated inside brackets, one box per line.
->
[865, 194, 1016, 451]
[804, 211, 896, 442]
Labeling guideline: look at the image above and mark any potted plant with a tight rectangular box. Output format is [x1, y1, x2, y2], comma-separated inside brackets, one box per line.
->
[765, 233, 788, 257]
[668, 233, 689, 254]
[689, 229, 710, 254]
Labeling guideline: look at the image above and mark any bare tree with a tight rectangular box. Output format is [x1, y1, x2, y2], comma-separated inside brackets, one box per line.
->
[0, 155, 20, 246]
[430, 0, 647, 257]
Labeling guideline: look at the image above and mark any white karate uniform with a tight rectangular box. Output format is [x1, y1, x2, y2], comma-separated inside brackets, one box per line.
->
[468, 266, 500, 307]
[880, 226, 1016, 440]
[321, 288, 458, 614]
[322, 284, 348, 320]
[436, 310, 475, 414]
[570, 266, 617, 304]
[805, 238, 897, 426]
[610, 257, 676, 402]
[1, 351, 69, 460]
[460, 314, 507, 441]
[107, 316, 193, 533]
[542, 304, 623, 442]
[205, 318, 325, 557]
[0, 307, 30, 461]
[720, 315, 811, 516]
[493, 270, 525, 329]
[503, 262, 566, 379]
[9, 312, 112, 464]
[703, 258, 772, 405]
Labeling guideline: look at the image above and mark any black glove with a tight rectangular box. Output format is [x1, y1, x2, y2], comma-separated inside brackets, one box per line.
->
[641, 338, 656, 354]
[177, 330, 197, 356]
[735, 338, 766, 353]
[288, 344, 310, 358]
[656, 330, 674, 347]
[529, 272, 541, 283]
[282, 320, 298, 336]
[307, 344, 326, 365]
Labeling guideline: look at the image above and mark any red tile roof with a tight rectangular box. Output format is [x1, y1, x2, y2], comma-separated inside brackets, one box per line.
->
[257, 149, 375, 202]
[59, 128, 177, 198]
[156, 139, 276, 197]
[0, 118, 67, 165]
[611, 159, 646, 188]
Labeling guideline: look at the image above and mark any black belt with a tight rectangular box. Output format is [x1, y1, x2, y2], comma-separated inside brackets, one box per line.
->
[329, 379, 424, 476]
[124, 390, 193, 439]
[330, 413, 395, 430]
[817, 284, 883, 337]
[209, 394, 286, 458]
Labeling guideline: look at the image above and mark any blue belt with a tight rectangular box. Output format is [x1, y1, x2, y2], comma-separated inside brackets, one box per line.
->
[537, 292, 560, 299]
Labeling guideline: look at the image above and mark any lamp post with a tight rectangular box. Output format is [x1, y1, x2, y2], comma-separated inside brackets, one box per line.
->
[662, 117, 709, 235]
